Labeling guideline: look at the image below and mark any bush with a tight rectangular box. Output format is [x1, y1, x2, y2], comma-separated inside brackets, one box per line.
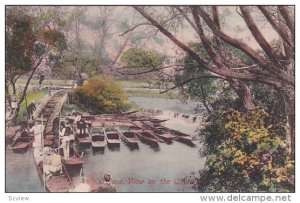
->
[198, 107, 294, 192]
[73, 76, 127, 114]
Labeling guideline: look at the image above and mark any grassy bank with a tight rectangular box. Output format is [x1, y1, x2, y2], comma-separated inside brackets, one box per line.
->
[62, 100, 141, 116]
[16, 79, 73, 86]
[16, 78, 173, 89]
[118, 80, 173, 88]
[126, 89, 181, 99]
[17, 88, 49, 123]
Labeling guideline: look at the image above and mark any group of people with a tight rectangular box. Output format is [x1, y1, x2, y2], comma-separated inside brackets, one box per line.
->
[27, 109, 116, 192]
[28, 120, 62, 180]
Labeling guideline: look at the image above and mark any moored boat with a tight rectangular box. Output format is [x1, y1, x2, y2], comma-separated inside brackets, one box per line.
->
[104, 127, 121, 147]
[34, 156, 73, 192]
[116, 127, 139, 145]
[75, 128, 91, 146]
[153, 125, 197, 146]
[136, 131, 159, 147]
[11, 136, 34, 153]
[90, 127, 106, 149]
[171, 130, 197, 146]
[152, 128, 173, 143]
[61, 148, 85, 167]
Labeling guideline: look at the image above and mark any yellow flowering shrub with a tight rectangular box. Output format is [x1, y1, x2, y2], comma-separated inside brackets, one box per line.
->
[73, 76, 127, 113]
[198, 107, 294, 192]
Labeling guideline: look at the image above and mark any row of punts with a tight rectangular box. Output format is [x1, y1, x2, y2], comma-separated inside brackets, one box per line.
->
[8, 107, 198, 192]
[9, 113, 198, 153]
[72, 117, 197, 149]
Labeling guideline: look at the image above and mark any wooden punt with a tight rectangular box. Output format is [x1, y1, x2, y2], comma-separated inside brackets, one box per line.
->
[104, 127, 121, 147]
[90, 127, 106, 149]
[152, 128, 173, 143]
[136, 131, 159, 147]
[116, 127, 139, 145]
[61, 148, 85, 167]
[75, 129, 91, 146]
[35, 160, 73, 192]
[11, 136, 34, 153]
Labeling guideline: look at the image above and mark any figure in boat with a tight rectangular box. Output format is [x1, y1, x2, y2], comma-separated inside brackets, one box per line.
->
[98, 174, 116, 192]
[43, 147, 63, 180]
[77, 116, 87, 135]
[59, 121, 71, 160]
[29, 120, 44, 150]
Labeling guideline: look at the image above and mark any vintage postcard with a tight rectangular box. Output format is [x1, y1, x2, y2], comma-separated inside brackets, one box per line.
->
[5, 5, 295, 196]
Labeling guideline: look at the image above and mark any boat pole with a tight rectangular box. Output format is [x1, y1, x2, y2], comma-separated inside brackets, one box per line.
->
[58, 115, 61, 154]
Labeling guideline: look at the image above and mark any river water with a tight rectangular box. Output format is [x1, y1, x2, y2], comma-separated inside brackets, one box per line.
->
[6, 149, 44, 192]
[6, 97, 205, 192]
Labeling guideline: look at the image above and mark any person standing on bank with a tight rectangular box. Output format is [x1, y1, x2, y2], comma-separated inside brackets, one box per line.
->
[27, 100, 36, 121]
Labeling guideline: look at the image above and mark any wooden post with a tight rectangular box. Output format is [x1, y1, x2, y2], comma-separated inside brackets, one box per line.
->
[42, 115, 46, 191]
[58, 115, 61, 155]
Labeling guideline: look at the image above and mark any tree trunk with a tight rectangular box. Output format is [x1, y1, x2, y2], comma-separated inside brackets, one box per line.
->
[229, 79, 256, 110]
[6, 57, 44, 126]
[12, 81, 16, 96]
[5, 81, 12, 109]
[282, 85, 295, 159]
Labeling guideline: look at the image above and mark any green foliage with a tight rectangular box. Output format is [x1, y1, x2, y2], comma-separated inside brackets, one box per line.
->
[252, 83, 286, 124]
[175, 42, 218, 109]
[51, 52, 101, 79]
[6, 10, 35, 73]
[6, 7, 67, 79]
[73, 76, 127, 113]
[198, 108, 294, 192]
[41, 29, 67, 51]
[121, 48, 164, 70]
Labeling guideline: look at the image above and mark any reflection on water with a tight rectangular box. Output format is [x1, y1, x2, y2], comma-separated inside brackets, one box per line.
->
[78, 141, 204, 192]
[129, 96, 203, 114]
[6, 149, 44, 192]
[6, 97, 205, 192]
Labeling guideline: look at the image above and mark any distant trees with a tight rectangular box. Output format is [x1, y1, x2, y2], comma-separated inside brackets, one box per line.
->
[120, 47, 173, 87]
[73, 76, 127, 113]
[121, 48, 163, 70]
[5, 6, 67, 125]
[52, 52, 101, 81]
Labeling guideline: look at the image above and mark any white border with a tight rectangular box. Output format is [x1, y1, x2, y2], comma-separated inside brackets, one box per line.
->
[1, 1, 299, 203]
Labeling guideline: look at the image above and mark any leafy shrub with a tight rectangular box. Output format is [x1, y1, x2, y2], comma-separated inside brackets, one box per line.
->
[73, 76, 127, 114]
[198, 107, 294, 192]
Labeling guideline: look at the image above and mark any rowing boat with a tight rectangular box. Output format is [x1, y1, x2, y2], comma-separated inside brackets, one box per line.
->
[90, 127, 106, 149]
[104, 127, 121, 147]
[61, 147, 85, 167]
[116, 127, 139, 145]
[75, 128, 91, 146]
[11, 137, 34, 153]
[136, 131, 159, 147]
